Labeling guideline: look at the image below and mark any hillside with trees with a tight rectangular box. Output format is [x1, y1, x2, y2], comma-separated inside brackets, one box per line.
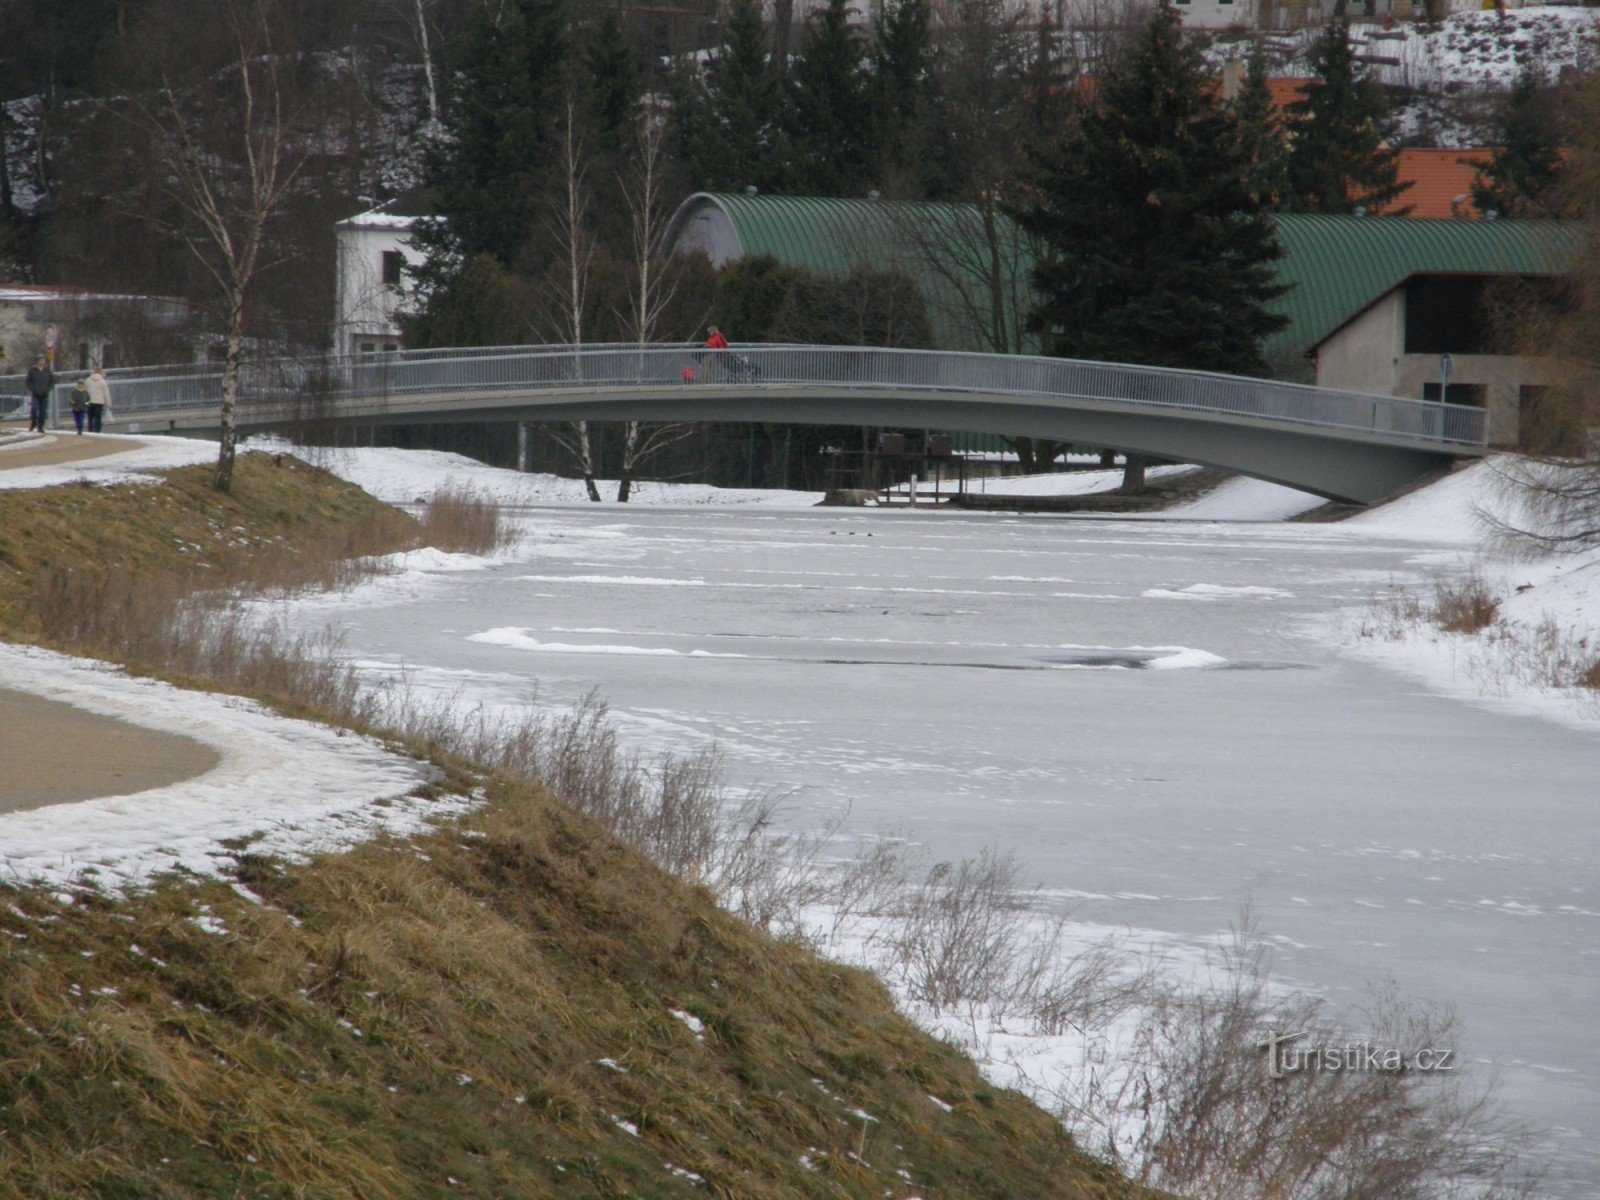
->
[1, 0, 1593, 485]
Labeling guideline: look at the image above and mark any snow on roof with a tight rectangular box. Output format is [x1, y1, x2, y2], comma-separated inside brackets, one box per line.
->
[0, 284, 163, 304]
[338, 189, 432, 230]
[338, 210, 420, 230]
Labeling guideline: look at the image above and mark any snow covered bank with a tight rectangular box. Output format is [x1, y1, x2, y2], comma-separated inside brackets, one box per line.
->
[1325, 458, 1600, 733]
[268, 441, 1332, 522]
[0, 642, 457, 892]
[242, 439, 824, 509]
[0, 424, 1329, 523]
[0, 434, 216, 490]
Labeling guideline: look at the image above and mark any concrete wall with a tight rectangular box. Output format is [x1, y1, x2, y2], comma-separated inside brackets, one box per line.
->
[334, 218, 423, 354]
[1315, 292, 1405, 398]
[1314, 288, 1558, 448]
[1391, 353, 1561, 448]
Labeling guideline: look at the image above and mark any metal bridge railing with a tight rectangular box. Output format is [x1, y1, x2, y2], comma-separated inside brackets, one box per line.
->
[25, 344, 1489, 448]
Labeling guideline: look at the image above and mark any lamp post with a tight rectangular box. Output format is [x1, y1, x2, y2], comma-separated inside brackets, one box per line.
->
[1438, 353, 1452, 406]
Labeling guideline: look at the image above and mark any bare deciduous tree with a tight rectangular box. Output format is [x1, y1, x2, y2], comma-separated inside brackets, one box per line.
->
[1489, 76, 1600, 551]
[615, 102, 694, 502]
[115, 0, 314, 492]
[541, 92, 603, 503]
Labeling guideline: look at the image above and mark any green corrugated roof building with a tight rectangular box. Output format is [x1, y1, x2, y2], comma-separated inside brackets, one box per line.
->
[664, 193, 1583, 375]
[1266, 214, 1582, 374]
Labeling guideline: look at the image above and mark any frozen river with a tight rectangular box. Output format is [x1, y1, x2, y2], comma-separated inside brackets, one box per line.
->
[293, 503, 1599, 1191]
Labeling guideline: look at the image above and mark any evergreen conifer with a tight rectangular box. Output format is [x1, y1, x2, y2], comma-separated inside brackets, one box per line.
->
[1013, 0, 1287, 378]
[414, 0, 569, 278]
[869, 0, 933, 189]
[587, 9, 639, 161]
[1234, 48, 1290, 208]
[1285, 21, 1409, 214]
[789, 0, 874, 197]
[673, 0, 790, 192]
[1472, 71, 1566, 218]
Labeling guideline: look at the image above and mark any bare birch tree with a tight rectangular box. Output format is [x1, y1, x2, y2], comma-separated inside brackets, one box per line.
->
[116, 0, 313, 492]
[615, 102, 693, 502]
[542, 92, 604, 502]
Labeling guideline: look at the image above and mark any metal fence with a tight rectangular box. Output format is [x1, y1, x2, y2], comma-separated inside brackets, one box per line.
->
[31, 344, 1489, 448]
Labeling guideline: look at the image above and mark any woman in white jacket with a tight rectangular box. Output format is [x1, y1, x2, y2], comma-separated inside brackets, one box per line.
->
[85, 368, 111, 433]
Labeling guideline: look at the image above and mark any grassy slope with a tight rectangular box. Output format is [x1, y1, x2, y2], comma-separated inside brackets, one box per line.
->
[0, 452, 416, 630]
[0, 458, 1148, 1200]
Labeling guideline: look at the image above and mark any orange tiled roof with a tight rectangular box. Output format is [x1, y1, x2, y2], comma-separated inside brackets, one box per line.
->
[1264, 77, 1310, 112]
[1368, 147, 1492, 219]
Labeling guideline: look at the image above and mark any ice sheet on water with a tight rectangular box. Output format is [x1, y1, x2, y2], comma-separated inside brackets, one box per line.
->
[1141, 583, 1295, 600]
[468, 627, 746, 659]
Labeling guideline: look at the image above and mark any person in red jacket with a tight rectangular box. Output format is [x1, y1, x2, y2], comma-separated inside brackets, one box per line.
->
[705, 326, 729, 352]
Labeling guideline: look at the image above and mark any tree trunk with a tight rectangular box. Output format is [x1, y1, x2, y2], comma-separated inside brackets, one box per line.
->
[1118, 453, 1147, 495]
[414, 0, 439, 126]
[215, 313, 242, 493]
[618, 419, 639, 502]
[576, 419, 601, 501]
[772, 0, 795, 64]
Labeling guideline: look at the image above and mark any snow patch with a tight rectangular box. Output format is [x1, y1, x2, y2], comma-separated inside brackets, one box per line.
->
[0, 642, 449, 892]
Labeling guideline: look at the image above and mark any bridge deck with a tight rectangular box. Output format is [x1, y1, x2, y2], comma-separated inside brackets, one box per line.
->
[17, 344, 1487, 505]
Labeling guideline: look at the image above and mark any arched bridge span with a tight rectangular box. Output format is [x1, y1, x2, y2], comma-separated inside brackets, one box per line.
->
[92, 343, 1487, 504]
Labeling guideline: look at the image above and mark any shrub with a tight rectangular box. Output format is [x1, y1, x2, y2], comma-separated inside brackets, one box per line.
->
[1431, 574, 1501, 634]
[417, 485, 511, 555]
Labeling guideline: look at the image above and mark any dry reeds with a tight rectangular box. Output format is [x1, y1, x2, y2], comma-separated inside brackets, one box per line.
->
[417, 485, 513, 556]
[1431, 573, 1501, 634]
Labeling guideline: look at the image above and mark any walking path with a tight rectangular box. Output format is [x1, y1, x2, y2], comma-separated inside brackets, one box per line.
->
[0, 429, 148, 472]
[0, 687, 220, 813]
[1, 432, 226, 815]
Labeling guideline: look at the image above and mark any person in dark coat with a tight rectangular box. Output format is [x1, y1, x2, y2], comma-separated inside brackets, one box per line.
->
[25, 356, 53, 433]
[69, 379, 89, 435]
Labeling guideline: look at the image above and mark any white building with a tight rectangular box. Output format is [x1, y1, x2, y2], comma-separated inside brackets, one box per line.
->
[333, 197, 427, 355]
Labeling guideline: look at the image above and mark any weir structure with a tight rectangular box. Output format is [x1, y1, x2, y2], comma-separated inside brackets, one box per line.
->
[70, 342, 1488, 504]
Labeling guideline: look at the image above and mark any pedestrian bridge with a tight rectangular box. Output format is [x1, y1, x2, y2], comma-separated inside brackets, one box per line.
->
[83, 343, 1487, 504]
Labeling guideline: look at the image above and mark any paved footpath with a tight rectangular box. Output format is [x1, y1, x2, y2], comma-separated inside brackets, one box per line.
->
[0, 427, 139, 472]
[1, 428, 223, 812]
[0, 688, 221, 813]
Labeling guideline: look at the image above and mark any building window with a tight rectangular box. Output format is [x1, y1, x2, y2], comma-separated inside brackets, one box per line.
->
[1405, 276, 1492, 355]
[360, 340, 377, 354]
[1423, 383, 1487, 407]
[381, 250, 404, 287]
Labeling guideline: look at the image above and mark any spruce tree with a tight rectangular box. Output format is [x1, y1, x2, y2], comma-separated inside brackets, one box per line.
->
[788, 0, 874, 197]
[1013, 0, 1287, 378]
[869, 0, 933, 188]
[586, 9, 639, 161]
[415, 0, 569, 276]
[1285, 21, 1409, 214]
[1472, 71, 1566, 218]
[1234, 48, 1290, 208]
[673, 0, 790, 192]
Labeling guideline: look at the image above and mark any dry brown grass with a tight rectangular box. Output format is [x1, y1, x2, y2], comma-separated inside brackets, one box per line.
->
[1431, 574, 1501, 634]
[417, 484, 513, 556]
[0, 771, 1144, 1200]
